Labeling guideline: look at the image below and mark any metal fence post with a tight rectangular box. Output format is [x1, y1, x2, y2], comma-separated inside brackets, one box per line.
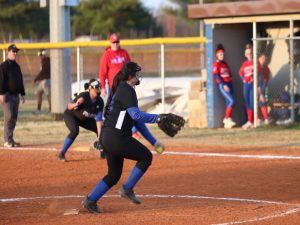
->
[289, 19, 295, 123]
[253, 21, 258, 128]
[77, 46, 81, 94]
[160, 43, 165, 113]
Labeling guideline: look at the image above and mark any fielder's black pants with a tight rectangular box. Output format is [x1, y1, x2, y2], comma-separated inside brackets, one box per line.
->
[63, 110, 97, 140]
[101, 127, 153, 188]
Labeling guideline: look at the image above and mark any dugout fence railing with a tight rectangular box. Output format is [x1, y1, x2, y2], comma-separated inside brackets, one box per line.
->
[253, 36, 300, 126]
[0, 37, 206, 114]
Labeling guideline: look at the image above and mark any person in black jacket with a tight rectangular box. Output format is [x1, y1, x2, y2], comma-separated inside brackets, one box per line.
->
[32, 49, 51, 114]
[0, 44, 26, 147]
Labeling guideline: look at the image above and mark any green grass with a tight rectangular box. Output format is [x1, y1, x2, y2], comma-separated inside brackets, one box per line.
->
[1, 77, 300, 148]
[1, 112, 300, 148]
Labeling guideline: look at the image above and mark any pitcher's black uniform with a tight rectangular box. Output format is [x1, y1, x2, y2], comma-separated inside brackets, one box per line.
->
[83, 62, 161, 213]
[101, 81, 154, 187]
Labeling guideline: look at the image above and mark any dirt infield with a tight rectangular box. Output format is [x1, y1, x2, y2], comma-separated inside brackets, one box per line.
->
[0, 143, 300, 225]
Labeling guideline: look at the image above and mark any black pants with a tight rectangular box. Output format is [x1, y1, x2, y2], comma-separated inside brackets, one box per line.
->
[64, 110, 97, 140]
[101, 127, 153, 188]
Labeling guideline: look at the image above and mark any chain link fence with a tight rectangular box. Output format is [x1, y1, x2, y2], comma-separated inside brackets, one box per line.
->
[255, 37, 300, 126]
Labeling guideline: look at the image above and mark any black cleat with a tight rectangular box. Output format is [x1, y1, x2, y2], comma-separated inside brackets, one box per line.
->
[12, 140, 21, 147]
[82, 197, 101, 214]
[118, 186, 141, 204]
[58, 153, 67, 162]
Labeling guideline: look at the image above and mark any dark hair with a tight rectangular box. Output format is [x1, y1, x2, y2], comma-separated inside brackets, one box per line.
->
[216, 43, 225, 53]
[103, 62, 141, 117]
[84, 82, 89, 91]
[245, 43, 252, 50]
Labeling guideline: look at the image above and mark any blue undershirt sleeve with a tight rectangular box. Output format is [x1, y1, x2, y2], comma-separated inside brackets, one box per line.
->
[127, 107, 159, 123]
[134, 121, 156, 146]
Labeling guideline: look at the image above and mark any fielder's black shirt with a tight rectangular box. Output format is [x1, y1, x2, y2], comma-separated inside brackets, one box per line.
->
[68, 92, 104, 121]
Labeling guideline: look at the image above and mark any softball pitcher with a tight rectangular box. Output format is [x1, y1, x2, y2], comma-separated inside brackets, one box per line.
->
[82, 62, 165, 214]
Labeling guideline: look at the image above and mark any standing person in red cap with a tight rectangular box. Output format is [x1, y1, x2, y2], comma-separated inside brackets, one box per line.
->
[99, 33, 141, 139]
[99, 33, 130, 98]
[0, 44, 26, 147]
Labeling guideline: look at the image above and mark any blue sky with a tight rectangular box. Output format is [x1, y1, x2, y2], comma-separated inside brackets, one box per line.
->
[141, 0, 178, 13]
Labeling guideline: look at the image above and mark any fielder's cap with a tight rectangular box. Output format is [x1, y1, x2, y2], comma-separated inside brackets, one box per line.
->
[109, 33, 120, 43]
[8, 44, 20, 52]
[89, 79, 101, 89]
[216, 44, 225, 54]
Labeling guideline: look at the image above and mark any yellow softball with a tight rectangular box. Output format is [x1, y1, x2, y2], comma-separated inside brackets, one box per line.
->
[156, 146, 164, 154]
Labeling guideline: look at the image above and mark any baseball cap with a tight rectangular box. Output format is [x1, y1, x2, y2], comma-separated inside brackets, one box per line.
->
[8, 44, 20, 52]
[89, 79, 101, 89]
[38, 49, 46, 56]
[109, 33, 120, 43]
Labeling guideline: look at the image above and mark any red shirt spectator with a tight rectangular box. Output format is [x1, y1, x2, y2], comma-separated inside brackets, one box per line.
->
[99, 33, 130, 97]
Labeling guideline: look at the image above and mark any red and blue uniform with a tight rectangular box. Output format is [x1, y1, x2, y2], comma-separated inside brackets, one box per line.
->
[213, 60, 235, 118]
[239, 60, 254, 123]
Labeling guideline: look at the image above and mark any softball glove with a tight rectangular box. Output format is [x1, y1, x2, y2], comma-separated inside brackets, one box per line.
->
[157, 113, 185, 137]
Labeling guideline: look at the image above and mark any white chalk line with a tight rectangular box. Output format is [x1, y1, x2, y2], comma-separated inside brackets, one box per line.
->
[0, 194, 289, 205]
[212, 207, 300, 225]
[159, 151, 300, 160]
[1, 146, 300, 160]
[0, 147, 57, 151]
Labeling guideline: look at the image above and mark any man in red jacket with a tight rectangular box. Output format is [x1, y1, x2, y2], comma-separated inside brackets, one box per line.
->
[99, 33, 130, 97]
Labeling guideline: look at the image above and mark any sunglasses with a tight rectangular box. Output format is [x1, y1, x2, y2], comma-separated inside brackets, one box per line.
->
[112, 41, 119, 44]
[12, 50, 18, 53]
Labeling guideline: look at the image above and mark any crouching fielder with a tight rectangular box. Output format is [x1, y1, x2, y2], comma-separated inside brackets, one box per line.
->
[58, 79, 104, 161]
[82, 62, 170, 213]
